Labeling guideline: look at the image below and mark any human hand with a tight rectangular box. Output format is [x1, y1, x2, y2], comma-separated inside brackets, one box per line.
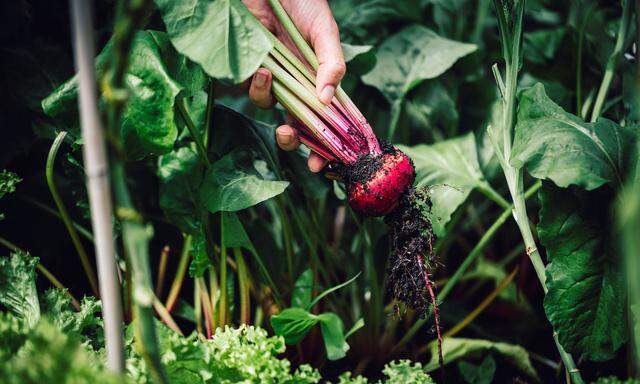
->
[243, 0, 345, 172]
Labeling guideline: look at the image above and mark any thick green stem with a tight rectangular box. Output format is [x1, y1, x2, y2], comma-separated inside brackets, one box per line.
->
[491, 2, 583, 381]
[268, 0, 318, 69]
[590, 0, 632, 122]
[46, 131, 100, 297]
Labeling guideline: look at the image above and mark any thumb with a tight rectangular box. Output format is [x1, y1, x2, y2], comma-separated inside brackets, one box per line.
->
[310, 17, 345, 104]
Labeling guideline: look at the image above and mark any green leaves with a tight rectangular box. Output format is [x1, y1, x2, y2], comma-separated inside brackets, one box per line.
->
[458, 356, 496, 384]
[158, 146, 204, 234]
[0, 318, 125, 384]
[270, 308, 319, 345]
[511, 83, 627, 190]
[155, 0, 272, 83]
[539, 184, 625, 361]
[200, 151, 289, 213]
[43, 31, 204, 158]
[399, 133, 486, 236]
[423, 337, 538, 381]
[0, 170, 20, 220]
[0, 252, 40, 327]
[271, 308, 351, 360]
[0, 170, 20, 200]
[362, 25, 476, 103]
[271, 271, 362, 361]
[126, 323, 321, 383]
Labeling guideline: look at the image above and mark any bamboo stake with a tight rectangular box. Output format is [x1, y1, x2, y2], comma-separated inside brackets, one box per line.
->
[69, 0, 124, 372]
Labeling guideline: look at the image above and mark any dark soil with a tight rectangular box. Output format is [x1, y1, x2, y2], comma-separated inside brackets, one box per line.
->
[338, 142, 397, 192]
[384, 187, 443, 369]
[383, 187, 436, 316]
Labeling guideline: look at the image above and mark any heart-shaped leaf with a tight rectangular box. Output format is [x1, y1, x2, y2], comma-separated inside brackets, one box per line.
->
[511, 83, 627, 190]
[362, 25, 476, 104]
[200, 151, 289, 213]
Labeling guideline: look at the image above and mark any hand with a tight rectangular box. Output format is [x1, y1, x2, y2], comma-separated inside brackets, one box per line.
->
[243, 0, 345, 172]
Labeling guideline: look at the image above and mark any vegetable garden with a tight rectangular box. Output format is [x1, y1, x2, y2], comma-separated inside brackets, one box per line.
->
[0, 0, 639, 382]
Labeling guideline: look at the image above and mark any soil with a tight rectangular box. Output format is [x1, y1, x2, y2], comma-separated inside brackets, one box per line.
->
[383, 187, 436, 317]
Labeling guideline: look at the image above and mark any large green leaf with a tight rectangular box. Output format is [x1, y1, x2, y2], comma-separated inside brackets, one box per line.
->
[42, 30, 203, 158]
[399, 133, 486, 236]
[511, 83, 627, 190]
[539, 184, 625, 361]
[423, 337, 538, 381]
[200, 151, 289, 213]
[362, 25, 476, 104]
[155, 0, 272, 83]
[0, 252, 40, 327]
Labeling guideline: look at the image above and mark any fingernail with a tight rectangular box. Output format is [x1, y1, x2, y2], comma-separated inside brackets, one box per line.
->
[319, 85, 335, 104]
[279, 132, 292, 145]
[255, 70, 268, 87]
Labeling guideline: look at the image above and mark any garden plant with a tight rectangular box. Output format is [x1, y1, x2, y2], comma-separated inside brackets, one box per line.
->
[1, 0, 639, 383]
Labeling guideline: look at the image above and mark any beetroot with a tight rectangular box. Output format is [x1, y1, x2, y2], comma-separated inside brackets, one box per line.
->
[258, 0, 442, 362]
[344, 147, 415, 217]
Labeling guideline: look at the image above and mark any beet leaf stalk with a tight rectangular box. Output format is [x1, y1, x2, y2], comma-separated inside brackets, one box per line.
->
[259, 0, 443, 364]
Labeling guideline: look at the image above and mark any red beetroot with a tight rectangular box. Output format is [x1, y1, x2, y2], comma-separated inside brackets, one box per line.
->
[346, 150, 415, 216]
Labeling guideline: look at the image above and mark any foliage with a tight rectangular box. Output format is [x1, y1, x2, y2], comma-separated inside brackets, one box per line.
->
[1, 0, 639, 382]
[0, 252, 40, 327]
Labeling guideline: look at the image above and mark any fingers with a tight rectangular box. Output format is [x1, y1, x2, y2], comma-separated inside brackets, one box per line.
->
[275, 125, 300, 151]
[308, 152, 328, 173]
[309, 14, 346, 104]
[249, 68, 276, 109]
[275, 125, 327, 172]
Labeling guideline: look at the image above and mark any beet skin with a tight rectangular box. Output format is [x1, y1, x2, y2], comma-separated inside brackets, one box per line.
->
[344, 147, 415, 216]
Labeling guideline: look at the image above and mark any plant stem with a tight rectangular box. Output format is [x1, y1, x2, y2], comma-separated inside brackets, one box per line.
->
[218, 214, 228, 326]
[196, 277, 214, 338]
[194, 280, 203, 336]
[477, 181, 510, 209]
[491, 1, 583, 381]
[444, 267, 518, 337]
[155, 245, 170, 298]
[234, 248, 251, 324]
[20, 196, 94, 241]
[46, 131, 100, 297]
[268, 0, 318, 69]
[471, 0, 490, 44]
[103, 0, 166, 380]
[69, 0, 124, 372]
[153, 295, 183, 335]
[176, 99, 210, 166]
[166, 234, 192, 312]
[590, 0, 632, 122]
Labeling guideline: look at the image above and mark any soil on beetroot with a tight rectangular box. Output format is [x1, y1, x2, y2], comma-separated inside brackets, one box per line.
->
[339, 142, 396, 190]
